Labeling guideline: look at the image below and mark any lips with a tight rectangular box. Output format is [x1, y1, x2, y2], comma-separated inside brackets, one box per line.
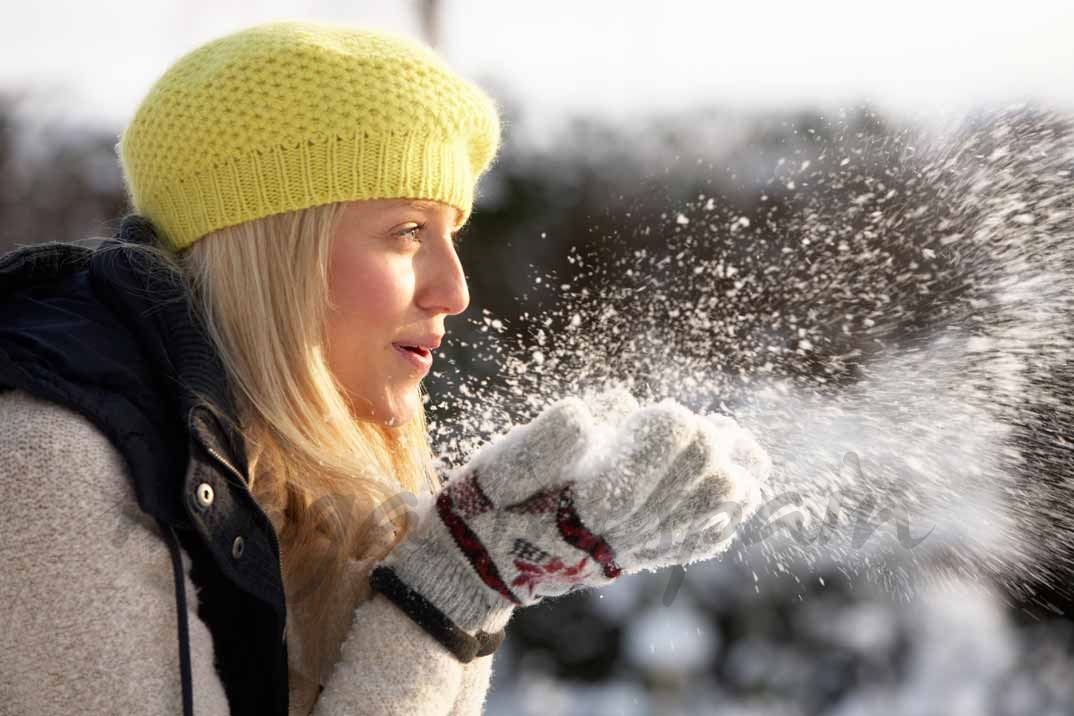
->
[396, 344, 430, 358]
[392, 342, 434, 374]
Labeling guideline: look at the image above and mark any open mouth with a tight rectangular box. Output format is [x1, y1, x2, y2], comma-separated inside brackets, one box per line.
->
[392, 343, 433, 372]
[398, 345, 430, 358]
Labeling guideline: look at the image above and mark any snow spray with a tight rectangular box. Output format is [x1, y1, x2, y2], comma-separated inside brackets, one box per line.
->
[428, 106, 1074, 614]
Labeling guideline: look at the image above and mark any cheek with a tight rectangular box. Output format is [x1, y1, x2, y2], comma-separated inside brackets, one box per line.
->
[324, 246, 418, 409]
[327, 250, 412, 329]
[322, 239, 422, 423]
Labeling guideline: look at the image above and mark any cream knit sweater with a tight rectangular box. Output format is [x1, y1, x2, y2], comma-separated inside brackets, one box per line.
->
[0, 390, 499, 715]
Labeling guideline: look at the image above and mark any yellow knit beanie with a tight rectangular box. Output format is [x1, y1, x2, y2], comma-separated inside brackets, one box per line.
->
[116, 20, 502, 251]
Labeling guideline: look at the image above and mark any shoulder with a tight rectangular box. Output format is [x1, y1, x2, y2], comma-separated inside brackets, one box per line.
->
[0, 387, 125, 476]
[0, 388, 230, 711]
[0, 387, 157, 590]
[0, 389, 130, 528]
[0, 388, 181, 599]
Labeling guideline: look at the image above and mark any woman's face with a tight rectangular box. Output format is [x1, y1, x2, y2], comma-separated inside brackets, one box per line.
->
[325, 198, 469, 426]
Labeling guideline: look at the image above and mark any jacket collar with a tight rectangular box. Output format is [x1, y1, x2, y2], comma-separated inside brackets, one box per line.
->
[96, 215, 250, 480]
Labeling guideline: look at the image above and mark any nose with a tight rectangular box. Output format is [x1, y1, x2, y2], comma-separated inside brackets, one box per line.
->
[416, 234, 470, 316]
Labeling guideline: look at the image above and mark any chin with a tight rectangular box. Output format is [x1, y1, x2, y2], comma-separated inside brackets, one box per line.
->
[354, 388, 420, 428]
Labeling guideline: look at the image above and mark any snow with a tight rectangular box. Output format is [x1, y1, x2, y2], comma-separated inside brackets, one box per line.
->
[623, 596, 718, 673]
[432, 108, 1074, 714]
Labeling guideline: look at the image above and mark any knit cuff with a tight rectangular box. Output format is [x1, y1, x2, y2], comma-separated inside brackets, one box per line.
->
[369, 566, 506, 663]
[377, 523, 517, 633]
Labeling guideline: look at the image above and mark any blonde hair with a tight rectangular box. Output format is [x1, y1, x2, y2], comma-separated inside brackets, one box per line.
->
[168, 202, 439, 667]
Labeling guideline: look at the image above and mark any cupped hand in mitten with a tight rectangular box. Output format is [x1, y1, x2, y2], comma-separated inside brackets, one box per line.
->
[377, 395, 769, 633]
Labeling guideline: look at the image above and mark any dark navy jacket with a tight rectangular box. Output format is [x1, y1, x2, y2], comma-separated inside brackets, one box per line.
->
[0, 217, 289, 715]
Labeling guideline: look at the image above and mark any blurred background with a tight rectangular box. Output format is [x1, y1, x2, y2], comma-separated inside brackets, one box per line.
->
[4, 1, 1074, 714]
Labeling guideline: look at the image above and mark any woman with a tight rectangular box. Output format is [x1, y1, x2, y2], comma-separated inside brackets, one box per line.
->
[0, 20, 768, 716]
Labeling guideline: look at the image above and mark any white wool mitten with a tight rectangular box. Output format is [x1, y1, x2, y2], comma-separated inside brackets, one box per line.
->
[369, 396, 768, 662]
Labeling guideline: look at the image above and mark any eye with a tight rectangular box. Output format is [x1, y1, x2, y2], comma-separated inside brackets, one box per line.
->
[395, 223, 425, 243]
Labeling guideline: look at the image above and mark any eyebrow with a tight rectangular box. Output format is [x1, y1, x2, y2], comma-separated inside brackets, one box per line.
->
[405, 200, 463, 227]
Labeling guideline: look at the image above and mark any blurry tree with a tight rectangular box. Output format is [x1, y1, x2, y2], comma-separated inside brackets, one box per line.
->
[417, 0, 441, 49]
[0, 91, 125, 252]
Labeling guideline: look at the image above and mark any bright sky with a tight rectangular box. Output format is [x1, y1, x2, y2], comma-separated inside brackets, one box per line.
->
[3, 0, 1074, 135]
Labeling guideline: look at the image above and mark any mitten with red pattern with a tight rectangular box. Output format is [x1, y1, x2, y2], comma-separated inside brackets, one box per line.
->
[369, 395, 768, 662]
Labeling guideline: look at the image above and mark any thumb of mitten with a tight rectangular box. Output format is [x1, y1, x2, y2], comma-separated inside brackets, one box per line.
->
[700, 412, 772, 486]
